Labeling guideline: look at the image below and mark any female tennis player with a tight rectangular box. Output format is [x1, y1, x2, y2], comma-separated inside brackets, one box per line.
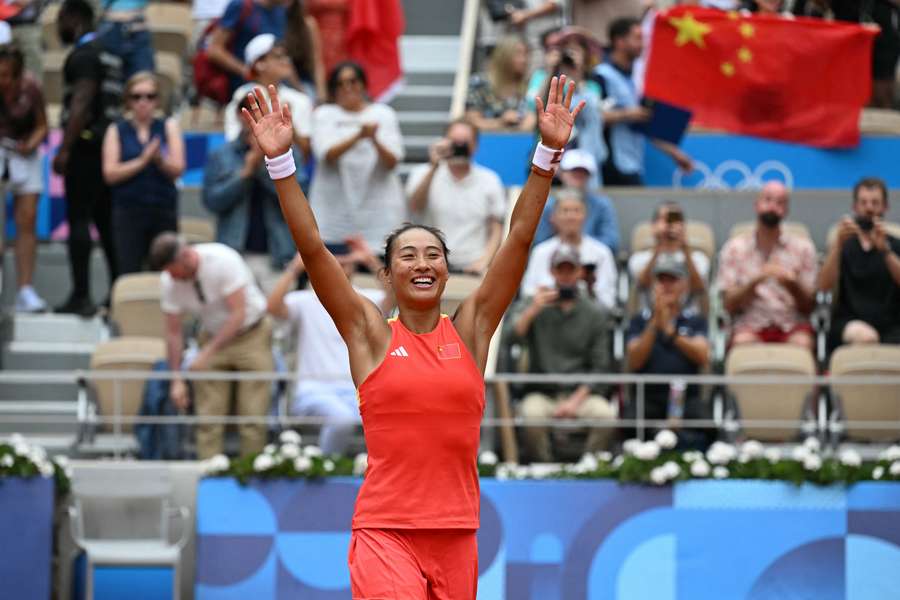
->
[242, 75, 583, 600]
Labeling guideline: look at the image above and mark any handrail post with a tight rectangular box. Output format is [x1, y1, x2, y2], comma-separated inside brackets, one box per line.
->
[450, 0, 480, 118]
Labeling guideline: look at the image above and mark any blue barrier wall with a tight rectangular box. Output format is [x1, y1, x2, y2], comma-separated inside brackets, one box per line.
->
[195, 478, 900, 600]
[0, 477, 54, 600]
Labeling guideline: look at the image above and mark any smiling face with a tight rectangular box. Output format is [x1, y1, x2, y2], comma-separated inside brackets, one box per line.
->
[386, 228, 450, 310]
[126, 75, 159, 122]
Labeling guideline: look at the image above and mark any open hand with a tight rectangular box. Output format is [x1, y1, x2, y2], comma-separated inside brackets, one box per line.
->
[241, 85, 295, 158]
[534, 75, 586, 149]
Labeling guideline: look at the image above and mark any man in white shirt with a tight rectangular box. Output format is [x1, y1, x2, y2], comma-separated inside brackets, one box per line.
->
[522, 188, 618, 309]
[224, 33, 313, 159]
[150, 232, 274, 459]
[267, 239, 391, 455]
[406, 120, 506, 274]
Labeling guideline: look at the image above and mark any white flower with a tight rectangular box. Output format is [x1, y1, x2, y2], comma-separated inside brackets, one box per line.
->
[611, 455, 625, 469]
[279, 430, 302, 445]
[650, 467, 668, 485]
[764, 447, 782, 464]
[64, 466, 74, 478]
[622, 439, 641, 455]
[803, 437, 821, 453]
[873, 466, 885, 480]
[880, 446, 900, 462]
[38, 461, 55, 478]
[1, 454, 14, 468]
[263, 444, 277, 455]
[662, 461, 681, 480]
[293, 456, 312, 472]
[303, 445, 323, 458]
[839, 449, 862, 468]
[513, 466, 529, 480]
[9, 433, 25, 446]
[576, 453, 599, 472]
[204, 454, 230, 474]
[791, 445, 811, 463]
[738, 453, 752, 464]
[690, 459, 711, 478]
[682, 451, 703, 463]
[253, 453, 274, 471]
[890, 462, 900, 477]
[706, 442, 737, 465]
[713, 466, 729, 480]
[353, 453, 368, 476]
[13, 442, 29, 457]
[596, 451, 613, 463]
[323, 459, 335, 472]
[634, 441, 661, 461]
[741, 440, 765, 460]
[279, 443, 301, 459]
[803, 454, 822, 471]
[655, 429, 678, 450]
[495, 464, 513, 481]
[53, 455, 70, 468]
[479, 451, 498, 466]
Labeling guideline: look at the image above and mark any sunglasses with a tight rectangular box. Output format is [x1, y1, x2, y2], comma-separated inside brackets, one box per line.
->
[130, 92, 158, 102]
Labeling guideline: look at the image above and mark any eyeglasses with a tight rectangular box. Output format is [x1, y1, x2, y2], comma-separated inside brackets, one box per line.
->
[129, 92, 158, 102]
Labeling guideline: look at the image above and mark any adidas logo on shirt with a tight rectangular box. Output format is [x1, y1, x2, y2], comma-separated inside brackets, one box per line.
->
[389, 346, 409, 357]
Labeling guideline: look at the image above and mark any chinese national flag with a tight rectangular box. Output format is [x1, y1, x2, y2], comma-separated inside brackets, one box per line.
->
[644, 7, 877, 148]
[347, 0, 405, 102]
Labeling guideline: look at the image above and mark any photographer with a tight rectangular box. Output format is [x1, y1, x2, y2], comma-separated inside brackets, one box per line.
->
[818, 177, 900, 349]
[407, 119, 505, 274]
[507, 244, 616, 462]
[628, 201, 708, 310]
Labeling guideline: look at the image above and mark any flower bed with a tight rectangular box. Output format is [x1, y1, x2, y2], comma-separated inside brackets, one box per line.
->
[0, 434, 72, 495]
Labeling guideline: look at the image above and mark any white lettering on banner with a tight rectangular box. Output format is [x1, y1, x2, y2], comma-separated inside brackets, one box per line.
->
[673, 159, 794, 190]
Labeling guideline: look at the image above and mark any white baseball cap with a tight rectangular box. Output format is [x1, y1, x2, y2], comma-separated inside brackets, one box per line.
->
[0, 22, 12, 45]
[244, 33, 277, 67]
[560, 149, 597, 175]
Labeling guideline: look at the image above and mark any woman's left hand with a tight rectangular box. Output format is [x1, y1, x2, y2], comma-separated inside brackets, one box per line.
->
[534, 75, 585, 150]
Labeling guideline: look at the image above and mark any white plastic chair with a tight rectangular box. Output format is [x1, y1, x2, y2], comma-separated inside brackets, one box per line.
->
[68, 466, 190, 600]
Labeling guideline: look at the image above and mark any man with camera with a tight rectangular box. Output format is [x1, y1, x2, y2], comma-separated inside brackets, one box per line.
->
[818, 177, 900, 348]
[407, 119, 506, 274]
[628, 201, 708, 310]
[507, 244, 616, 462]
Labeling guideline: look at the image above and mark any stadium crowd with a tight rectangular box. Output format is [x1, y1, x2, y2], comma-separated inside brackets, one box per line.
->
[0, 0, 898, 462]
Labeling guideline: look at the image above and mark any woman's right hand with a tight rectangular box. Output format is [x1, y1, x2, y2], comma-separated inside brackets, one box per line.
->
[241, 85, 295, 158]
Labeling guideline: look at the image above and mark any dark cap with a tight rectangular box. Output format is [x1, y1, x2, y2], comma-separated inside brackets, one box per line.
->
[652, 253, 687, 278]
[551, 244, 581, 268]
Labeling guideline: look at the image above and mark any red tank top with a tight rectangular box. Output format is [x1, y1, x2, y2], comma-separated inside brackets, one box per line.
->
[352, 315, 484, 530]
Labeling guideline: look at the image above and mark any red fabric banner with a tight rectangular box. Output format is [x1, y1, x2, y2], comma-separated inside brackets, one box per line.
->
[346, 0, 405, 101]
[644, 7, 877, 148]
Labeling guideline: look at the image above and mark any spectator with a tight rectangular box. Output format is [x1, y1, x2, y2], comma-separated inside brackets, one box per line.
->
[102, 72, 185, 275]
[522, 187, 618, 309]
[508, 244, 616, 462]
[96, 0, 155, 78]
[0, 43, 48, 312]
[309, 61, 405, 251]
[466, 36, 536, 132]
[193, 0, 230, 49]
[305, 0, 349, 78]
[628, 201, 709, 310]
[791, 0, 832, 18]
[204, 97, 300, 271]
[625, 254, 709, 440]
[206, 0, 288, 95]
[527, 28, 604, 106]
[224, 33, 313, 160]
[52, 0, 122, 316]
[406, 119, 506, 274]
[267, 243, 392, 455]
[284, 0, 326, 100]
[717, 182, 817, 349]
[832, 0, 899, 109]
[818, 177, 900, 349]
[594, 17, 692, 186]
[742, 0, 792, 16]
[151, 232, 274, 459]
[534, 150, 620, 254]
[3, 0, 48, 78]
[480, 0, 564, 64]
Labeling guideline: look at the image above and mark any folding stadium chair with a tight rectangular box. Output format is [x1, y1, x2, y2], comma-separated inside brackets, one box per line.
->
[629, 220, 716, 260]
[723, 343, 819, 442]
[155, 51, 183, 111]
[77, 337, 167, 455]
[69, 465, 190, 600]
[728, 221, 812, 242]
[42, 51, 66, 106]
[179, 217, 215, 245]
[41, 3, 62, 50]
[151, 27, 190, 60]
[110, 273, 166, 338]
[145, 3, 193, 35]
[829, 344, 900, 443]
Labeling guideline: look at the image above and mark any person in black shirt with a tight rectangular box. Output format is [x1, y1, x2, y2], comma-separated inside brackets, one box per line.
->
[818, 177, 900, 350]
[52, 0, 123, 316]
[625, 254, 710, 444]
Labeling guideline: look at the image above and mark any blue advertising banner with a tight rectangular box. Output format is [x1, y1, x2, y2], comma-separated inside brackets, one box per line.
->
[0, 477, 55, 600]
[195, 478, 900, 600]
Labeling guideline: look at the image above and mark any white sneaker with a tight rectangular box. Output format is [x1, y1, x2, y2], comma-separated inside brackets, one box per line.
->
[15, 286, 48, 313]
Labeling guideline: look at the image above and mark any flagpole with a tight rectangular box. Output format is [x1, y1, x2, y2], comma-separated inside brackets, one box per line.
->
[450, 0, 480, 119]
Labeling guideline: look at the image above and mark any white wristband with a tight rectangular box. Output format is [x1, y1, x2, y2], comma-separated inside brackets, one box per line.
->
[265, 149, 296, 180]
[532, 143, 564, 174]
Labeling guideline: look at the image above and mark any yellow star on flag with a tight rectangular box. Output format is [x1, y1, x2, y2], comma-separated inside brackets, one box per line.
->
[739, 22, 755, 38]
[721, 61, 735, 77]
[738, 46, 753, 63]
[669, 12, 712, 49]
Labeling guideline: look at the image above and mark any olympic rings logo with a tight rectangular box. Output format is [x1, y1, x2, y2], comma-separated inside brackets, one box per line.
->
[673, 159, 794, 190]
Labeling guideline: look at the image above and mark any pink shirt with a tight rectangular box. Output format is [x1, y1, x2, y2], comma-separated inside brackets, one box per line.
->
[716, 228, 817, 331]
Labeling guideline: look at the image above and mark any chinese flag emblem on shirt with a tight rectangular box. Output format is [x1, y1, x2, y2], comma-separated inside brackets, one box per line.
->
[437, 343, 461, 360]
[347, 0, 405, 101]
[644, 7, 877, 148]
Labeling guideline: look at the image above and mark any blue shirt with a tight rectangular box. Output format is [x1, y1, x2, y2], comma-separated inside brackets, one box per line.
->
[595, 62, 644, 176]
[219, 0, 286, 92]
[533, 192, 621, 255]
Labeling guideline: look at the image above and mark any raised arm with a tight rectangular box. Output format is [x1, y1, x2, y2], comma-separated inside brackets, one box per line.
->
[454, 76, 584, 368]
[242, 86, 383, 345]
